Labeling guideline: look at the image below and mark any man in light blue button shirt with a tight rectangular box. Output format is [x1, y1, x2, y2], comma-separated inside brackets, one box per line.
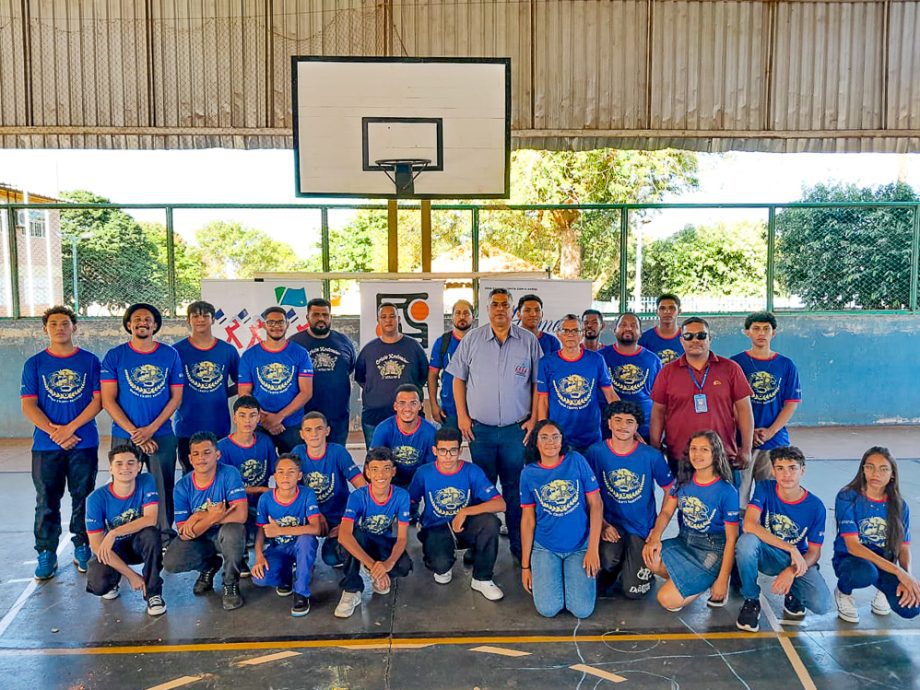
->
[447, 288, 542, 562]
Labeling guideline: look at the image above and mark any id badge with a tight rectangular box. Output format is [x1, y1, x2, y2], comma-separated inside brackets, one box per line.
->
[693, 393, 708, 413]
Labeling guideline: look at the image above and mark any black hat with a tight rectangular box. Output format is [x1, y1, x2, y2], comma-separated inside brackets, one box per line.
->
[123, 303, 163, 334]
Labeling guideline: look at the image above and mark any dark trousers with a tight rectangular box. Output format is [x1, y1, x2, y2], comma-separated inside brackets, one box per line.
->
[326, 416, 351, 446]
[111, 435, 177, 539]
[470, 421, 526, 559]
[418, 513, 500, 581]
[834, 554, 920, 619]
[322, 536, 344, 567]
[599, 532, 653, 599]
[86, 526, 163, 598]
[177, 437, 192, 475]
[163, 523, 246, 586]
[266, 426, 301, 454]
[32, 447, 98, 552]
[339, 528, 412, 593]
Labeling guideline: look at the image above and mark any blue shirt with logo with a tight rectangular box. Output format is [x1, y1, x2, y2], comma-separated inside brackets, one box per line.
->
[599, 345, 662, 439]
[669, 476, 740, 535]
[290, 443, 362, 524]
[730, 351, 802, 450]
[217, 433, 278, 488]
[748, 479, 825, 553]
[238, 342, 314, 428]
[173, 464, 247, 526]
[520, 452, 600, 553]
[429, 332, 463, 416]
[537, 349, 613, 449]
[834, 488, 911, 559]
[638, 328, 683, 365]
[537, 331, 562, 355]
[86, 473, 159, 540]
[256, 487, 321, 547]
[173, 338, 239, 439]
[409, 461, 500, 528]
[371, 416, 438, 484]
[585, 440, 673, 539]
[342, 485, 411, 536]
[288, 329, 357, 423]
[101, 342, 184, 438]
[21, 348, 101, 451]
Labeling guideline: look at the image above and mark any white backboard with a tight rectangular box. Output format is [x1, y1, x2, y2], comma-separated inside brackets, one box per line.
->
[293, 57, 511, 199]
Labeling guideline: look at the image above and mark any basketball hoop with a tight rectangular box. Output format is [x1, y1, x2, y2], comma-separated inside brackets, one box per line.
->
[374, 158, 431, 197]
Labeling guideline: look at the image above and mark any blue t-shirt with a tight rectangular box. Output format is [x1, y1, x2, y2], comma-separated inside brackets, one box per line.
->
[834, 488, 911, 559]
[173, 338, 239, 438]
[238, 342, 314, 428]
[288, 329, 357, 422]
[217, 433, 278, 488]
[371, 416, 438, 484]
[256, 487, 321, 546]
[520, 452, 600, 553]
[599, 345, 662, 439]
[669, 476, 740, 535]
[290, 443, 362, 523]
[730, 351, 802, 450]
[538, 331, 562, 355]
[342, 485, 411, 536]
[748, 479, 825, 554]
[585, 440, 673, 539]
[537, 349, 613, 449]
[101, 342, 184, 438]
[429, 332, 463, 415]
[638, 328, 683, 365]
[21, 348, 101, 451]
[409, 461, 500, 528]
[85, 473, 159, 541]
[173, 464, 247, 526]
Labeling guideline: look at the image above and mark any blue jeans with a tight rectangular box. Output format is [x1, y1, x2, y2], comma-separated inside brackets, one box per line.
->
[253, 535, 318, 598]
[31, 447, 98, 552]
[833, 553, 920, 619]
[267, 426, 302, 454]
[470, 421, 526, 559]
[531, 542, 596, 618]
[735, 532, 831, 614]
[440, 414, 459, 431]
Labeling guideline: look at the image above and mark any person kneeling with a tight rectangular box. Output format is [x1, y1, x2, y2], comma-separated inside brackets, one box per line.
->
[409, 427, 506, 600]
[164, 432, 248, 610]
[520, 420, 603, 619]
[85, 445, 165, 616]
[335, 448, 413, 618]
[734, 446, 831, 631]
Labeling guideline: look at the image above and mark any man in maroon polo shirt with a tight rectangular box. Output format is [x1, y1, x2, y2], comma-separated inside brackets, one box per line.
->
[648, 317, 754, 477]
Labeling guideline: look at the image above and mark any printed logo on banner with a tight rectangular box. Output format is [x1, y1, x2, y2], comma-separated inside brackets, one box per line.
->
[377, 293, 432, 349]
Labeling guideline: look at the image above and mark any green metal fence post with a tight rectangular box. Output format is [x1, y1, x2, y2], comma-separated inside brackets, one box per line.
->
[766, 206, 776, 312]
[618, 207, 629, 311]
[165, 207, 177, 316]
[5, 206, 20, 318]
[910, 206, 920, 312]
[471, 208, 480, 315]
[321, 207, 331, 302]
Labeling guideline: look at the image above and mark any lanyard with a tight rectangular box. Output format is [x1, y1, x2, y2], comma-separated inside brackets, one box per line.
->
[687, 364, 710, 392]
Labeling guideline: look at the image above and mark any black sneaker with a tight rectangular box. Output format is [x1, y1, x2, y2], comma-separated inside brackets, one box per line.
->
[222, 583, 244, 610]
[291, 594, 310, 617]
[736, 598, 761, 632]
[239, 556, 251, 579]
[193, 559, 221, 596]
[276, 583, 293, 597]
[783, 593, 806, 623]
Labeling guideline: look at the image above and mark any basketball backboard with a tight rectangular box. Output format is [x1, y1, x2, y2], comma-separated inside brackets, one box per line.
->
[292, 56, 511, 199]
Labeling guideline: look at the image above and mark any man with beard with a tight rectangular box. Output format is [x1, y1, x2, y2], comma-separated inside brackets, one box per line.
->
[101, 303, 184, 544]
[517, 294, 561, 356]
[638, 294, 683, 365]
[582, 309, 606, 352]
[289, 298, 357, 446]
[599, 313, 662, 441]
[428, 300, 474, 431]
[238, 307, 314, 454]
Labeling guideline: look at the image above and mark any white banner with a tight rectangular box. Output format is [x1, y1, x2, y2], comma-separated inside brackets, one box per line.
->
[201, 279, 325, 352]
[477, 278, 594, 333]
[359, 281, 445, 353]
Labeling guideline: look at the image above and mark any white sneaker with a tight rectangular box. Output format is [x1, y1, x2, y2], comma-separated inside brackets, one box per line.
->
[471, 578, 504, 601]
[871, 589, 892, 616]
[146, 594, 167, 616]
[102, 585, 120, 600]
[334, 590, 361, 619]
[835, 587, 859, 623]
[433, 570, 453, 585]
[372, 579, 391, 595]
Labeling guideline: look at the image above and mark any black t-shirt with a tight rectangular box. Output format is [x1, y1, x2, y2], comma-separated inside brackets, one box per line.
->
[355, 336, 429, 425]
[288, 329, 357, 421]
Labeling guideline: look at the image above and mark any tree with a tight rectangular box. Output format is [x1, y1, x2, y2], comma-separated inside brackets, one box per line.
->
[776, 183, 919, 310]
[195, 221, 308, 279]
[140, 222, 204, 307]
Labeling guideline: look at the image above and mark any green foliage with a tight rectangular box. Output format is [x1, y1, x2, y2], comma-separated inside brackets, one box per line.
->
[195, 221, 307, 279]
[140, 222, 204, 307]
[776, 183, 919, 310]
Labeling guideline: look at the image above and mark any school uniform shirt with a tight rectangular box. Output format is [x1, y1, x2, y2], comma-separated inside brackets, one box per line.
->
[670, 476, 740, 535]
[520, 452, 600, 553]
[342, 485, 411, 537]
[537, 331, 562, 356]
[730, 351, 802, 450]
[429, 332, 463, 416]
[748, 479, 826, 554]
[290, 443, 362, 523]
[217, 433, 278, 489]
[173, 464, 247, 526]
[238, 341, 314, 428]
[173, 337, 239, 439]
[638, 327, 683, 365]
[408, 460, 500, 528]
[585, 440, 674, 539]
[288, 329, 357, 423]
[21, 347, 101, 451]
[371, 416, 437, 483]
[101, 342, 184, 438]
[833, 488, 910, 560]
[537, 348, 613, 449]
[256, 486, 321, 546]
[599, 344, 662, 439]
[85, 473, 159, 541]
[354, 337, 429, 426]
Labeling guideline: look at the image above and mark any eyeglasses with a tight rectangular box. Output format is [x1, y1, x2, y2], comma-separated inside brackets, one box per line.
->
[681, 332, 709, 341]
[537, 434, 562, 443]
[558, 328, 582, 335]
[264, 319, 287, 327]
[435, 447, 461, 457]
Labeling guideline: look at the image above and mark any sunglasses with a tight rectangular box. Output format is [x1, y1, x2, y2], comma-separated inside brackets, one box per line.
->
[681, 332, 709, 341]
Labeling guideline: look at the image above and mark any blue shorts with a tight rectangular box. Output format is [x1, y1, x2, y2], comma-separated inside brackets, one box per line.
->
[661, 530, 726, 598]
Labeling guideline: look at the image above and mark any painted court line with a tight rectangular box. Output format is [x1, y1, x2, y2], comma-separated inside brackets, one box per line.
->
[470, 645, 532, 657]
[0, 539, 70, 639]
[337, 642, 434, 650]
[145, 675, 207, 690]
[761, 595, 818, 690]
[237, 650, 301, 666]
[570, 663, 627, 684]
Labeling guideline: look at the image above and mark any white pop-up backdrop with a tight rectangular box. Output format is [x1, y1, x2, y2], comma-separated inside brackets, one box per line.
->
[477, 278, 594, 333]
[358, 280, 445, 353]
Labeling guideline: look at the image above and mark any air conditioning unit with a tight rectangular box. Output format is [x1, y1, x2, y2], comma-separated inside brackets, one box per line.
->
[15, 210, 26, 228]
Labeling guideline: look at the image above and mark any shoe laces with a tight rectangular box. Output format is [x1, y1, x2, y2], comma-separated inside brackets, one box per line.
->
[224, 583, 240, 596]
[38, 552, 55, 565]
